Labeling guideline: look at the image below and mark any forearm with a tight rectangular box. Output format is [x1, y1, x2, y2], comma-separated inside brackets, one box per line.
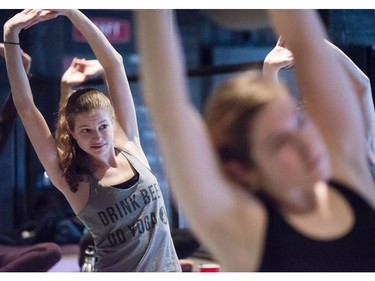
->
[327, 40, 370, 95]
[136, 11, 245, 249]
[268, 10, 342, 110]
[360, 81, 375, 155]
[262, 63, 280, 82]
[269, 10, 328, 58]
[269, 9, 367, 168]
[3, 23, 34, 114]
[64, 10, 137, 136]
[135, 10, 189, 120]
[65, 10, 122, 69]
[59, 81, 73, 109]
[327, 40, 374, 142]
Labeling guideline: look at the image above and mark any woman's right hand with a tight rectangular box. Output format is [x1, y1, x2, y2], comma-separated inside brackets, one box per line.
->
[4, 9, 58, 40]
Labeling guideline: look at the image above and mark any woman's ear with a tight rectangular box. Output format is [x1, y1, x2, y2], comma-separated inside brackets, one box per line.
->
[67, 126, 75, 139]
[224, 160, 260, 192]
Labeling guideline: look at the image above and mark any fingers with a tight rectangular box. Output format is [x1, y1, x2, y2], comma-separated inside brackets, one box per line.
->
[21, 9, 34, 15]
[70, 57, 80, 67]
[76, 61, 86, 73]
[22, 9, 58, 30]
[5, 9, 49, 34]
[22, 10, 45, 30]
[39, 10, 59, 21]
[71, 58, 87, 73]
[276, 35, 285, 47]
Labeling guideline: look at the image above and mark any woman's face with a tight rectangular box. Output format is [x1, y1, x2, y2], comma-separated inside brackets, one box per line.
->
[70, 108, 114, 159]
[250, 91, 331, 197]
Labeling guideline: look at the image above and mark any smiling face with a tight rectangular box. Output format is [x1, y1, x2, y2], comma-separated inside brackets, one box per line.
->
[54, 88, 116, 191]
[70, 108, 114, 158]
[64, 88, 115, 160]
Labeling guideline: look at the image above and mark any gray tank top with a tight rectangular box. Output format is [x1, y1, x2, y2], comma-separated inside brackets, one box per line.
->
[77, 149, 181, 272]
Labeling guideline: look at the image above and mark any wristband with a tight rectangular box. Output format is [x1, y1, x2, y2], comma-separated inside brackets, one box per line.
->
[3, 41, 20, 45]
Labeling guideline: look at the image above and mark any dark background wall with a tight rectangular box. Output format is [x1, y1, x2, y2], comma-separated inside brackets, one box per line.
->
[0, 9, 374, 238]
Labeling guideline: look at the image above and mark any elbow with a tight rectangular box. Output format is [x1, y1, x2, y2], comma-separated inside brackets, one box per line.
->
[103, 51, 123, 70]
[357, 75, 371, 98]
[362, 75, 370, 88]
[113, 51, 124, 66]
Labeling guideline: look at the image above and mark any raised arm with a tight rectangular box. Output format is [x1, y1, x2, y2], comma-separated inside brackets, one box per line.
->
[269, 10, 373, 192]
[3, 10, 65, 190]
[263, 36, 375, 166]
[59, 10, 142, 157]
[135, 10, 265, 271]
[325, 41, 375, 165]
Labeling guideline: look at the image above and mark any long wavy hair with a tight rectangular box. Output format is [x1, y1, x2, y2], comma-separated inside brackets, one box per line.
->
[55, 88, 114, 192]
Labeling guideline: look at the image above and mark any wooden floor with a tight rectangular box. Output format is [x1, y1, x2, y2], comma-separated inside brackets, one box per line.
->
[48, 244, 218, 272]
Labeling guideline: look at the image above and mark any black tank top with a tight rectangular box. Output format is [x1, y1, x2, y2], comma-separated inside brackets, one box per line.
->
[258, 180, 375, 272]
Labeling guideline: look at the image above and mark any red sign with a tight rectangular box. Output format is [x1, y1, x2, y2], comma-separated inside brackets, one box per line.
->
[73, 17, 131, 43]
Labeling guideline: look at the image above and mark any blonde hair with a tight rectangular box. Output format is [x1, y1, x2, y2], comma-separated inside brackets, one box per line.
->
[204, 71, 286, 175]
[55, 88, 114, 192]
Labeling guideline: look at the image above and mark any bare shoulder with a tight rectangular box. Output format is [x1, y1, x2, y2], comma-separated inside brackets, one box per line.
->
[116, 141, 150, 168]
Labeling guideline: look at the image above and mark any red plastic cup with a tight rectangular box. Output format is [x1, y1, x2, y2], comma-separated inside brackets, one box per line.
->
[199, 263, 220, 272]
